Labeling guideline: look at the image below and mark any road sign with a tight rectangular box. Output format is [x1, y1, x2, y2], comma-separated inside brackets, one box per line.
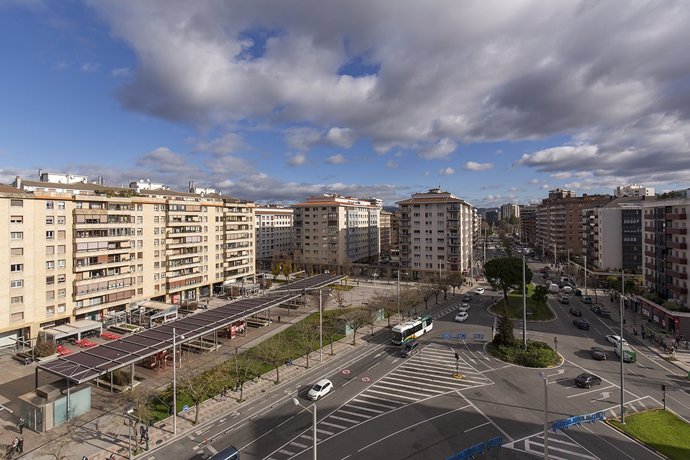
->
[183, 405, 189, 412]
[342, 368, 351, 375]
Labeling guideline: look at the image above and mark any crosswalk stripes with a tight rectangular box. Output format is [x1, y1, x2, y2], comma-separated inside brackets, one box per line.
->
[505, 430, 599, 460]
[265, 343, 495, 459]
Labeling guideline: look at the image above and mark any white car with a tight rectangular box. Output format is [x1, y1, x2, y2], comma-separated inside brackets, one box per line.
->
[605, 335, 628, 347]
[474, 287, 485, 295]
[455, 311, 469, 322]
[307, 378, 333, 401]
[457, 303, 470, 312]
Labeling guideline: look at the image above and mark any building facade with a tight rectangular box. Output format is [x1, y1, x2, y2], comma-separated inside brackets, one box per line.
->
[397, 188, 474, 281]
[292, 194, 380, 271]
[380, 211, 392, 256]
[500, 203, 520, 221]
[255, 206, 294, 269]
[615, 184, 655, 198]
[1, 175, 255, 348]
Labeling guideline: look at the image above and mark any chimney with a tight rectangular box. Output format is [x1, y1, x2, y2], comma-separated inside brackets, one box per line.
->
[15, 176, 21, 189]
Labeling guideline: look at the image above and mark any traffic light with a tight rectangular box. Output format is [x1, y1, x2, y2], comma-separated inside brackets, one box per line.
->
[662, 384, 666, 391]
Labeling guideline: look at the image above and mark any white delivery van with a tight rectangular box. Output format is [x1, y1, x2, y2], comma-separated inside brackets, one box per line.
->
[562, 286, 573, 295]
[549, 283, 560, 293]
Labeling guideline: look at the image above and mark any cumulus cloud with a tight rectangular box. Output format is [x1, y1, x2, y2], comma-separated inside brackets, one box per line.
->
[464, 161, 494, 171]
[325, 154, 347, 164]
[420, 138, 457, 160]
[325, 127, 356, 148]
[136, 147, 191, 175]
[195, 132, 248, 155]
[386, 159, 399, 169]
[111, 67, 131, 77]
[288, 153, 307, 167]
[439, 166, 455, 176]
[80, 62, 100, 72]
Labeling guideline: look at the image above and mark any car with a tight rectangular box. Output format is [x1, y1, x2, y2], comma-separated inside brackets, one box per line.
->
[307, 378, 333, 400]
[590, 347, 607, 360]
[605, 335, 628, 347]
[581, 295, 593, 304]
[401, 340, 420, 358]
[573, 318, 590, 330]
[455, 311, 469, 322]
[210, 445, 240, 460]
[569, 307, 582, 317]
[575, 373, 602, 389]
[559, 296, 570, 304]
[457, 303, 470, 312]
[474, 287, 485, 295]
[462, 294, 472, 302]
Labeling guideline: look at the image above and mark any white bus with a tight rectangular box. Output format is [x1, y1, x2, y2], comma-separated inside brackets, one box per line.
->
[391, 315, 433, 345]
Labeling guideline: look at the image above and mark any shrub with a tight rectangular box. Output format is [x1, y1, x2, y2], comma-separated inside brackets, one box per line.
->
[33, 337, 57, 357]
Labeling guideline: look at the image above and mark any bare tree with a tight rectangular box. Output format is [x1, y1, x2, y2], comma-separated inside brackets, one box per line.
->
[175, 354, 220, 425]
[399, 287, 422, 318]
[121, 385, 155, 439]
[255, 334, 289, 383]
[436, 276, 450, 301]
[417, 283, 436, 309]
[293, 321, 320, 369]
[370, 290, 398, 327]
[42, 434, 74, 460]
[343, 309, 368, 345]
[333, 287, 347, 309]
[363, 306, 380, 335]
[226, 348, 258, 402]
[447, 273, 463, 294]
[323, 313, 343, 355]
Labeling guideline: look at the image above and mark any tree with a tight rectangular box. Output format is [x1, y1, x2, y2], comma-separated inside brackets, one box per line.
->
[532, 285, 549, 304]
[281, 259, 293, 282]
[363, 306, 380, 335]
[493, 309, 516, 347]
[333, 287, 347, 309]
[343, 309, 368, 345]
[323, 313, 343, 355]
[255, 334, 289, 383]
[228, 348, 258, 402]
[370, 290, 398, 327]
[436, 277, 450, 301]
[484, 257, 533, 307]
[122, 385, 155, 439]
[176, 354, 219, 425]
[399, 287, 422, 318]
[417, 283, 436, 309]
[447, 273, 463, 295]
[293, 321, 320, 369]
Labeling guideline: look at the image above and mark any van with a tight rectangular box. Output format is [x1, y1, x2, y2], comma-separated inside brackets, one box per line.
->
[549, 283, 560, 293]
[210, 445, 240, 460]
[401, 340, 420, 358]
[562, 286, 573, 295]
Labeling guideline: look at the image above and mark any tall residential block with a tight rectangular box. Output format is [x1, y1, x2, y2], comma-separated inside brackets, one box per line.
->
[255, 205, 294, 269]
[397, 188, 474, 281]
[292, 194, 380, 271]
[0, 175, 255, 347]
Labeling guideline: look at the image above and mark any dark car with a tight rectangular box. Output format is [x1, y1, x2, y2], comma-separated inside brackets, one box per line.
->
[575, 373, 602, 389]
[560, 296, 570, 304]
[573, 319, 590, 330]
[401, 340, 420, 358]
[569, 307, 582, 317]
[590, 347, 607, 360]
[462, 294, 472, 302]
[581, 295, 593, 304]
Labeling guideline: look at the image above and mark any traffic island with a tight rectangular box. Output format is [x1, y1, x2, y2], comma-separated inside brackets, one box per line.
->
[609, 409, 690, 460]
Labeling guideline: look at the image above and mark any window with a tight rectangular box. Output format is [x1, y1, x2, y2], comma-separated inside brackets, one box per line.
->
[57, 216, 65, 225]
[10, 215, 23, 223]
[46, 261, 55, 270]
[57, 304, 66, 313]
[11, 232, 23, 240]
[11, 264, 23, 272]
[58, 245, 66, 254]
[57, 274, 66, 284]
[46, 216, 54, 225]
[58, 289, 66, 298]
[57, 259, 66, 268]
[57, 230, 66, 240]
[137, 216, 143, 224]
[46, 246, 55, 255]
[46, 276, 55, 285]
[11, 280, 23, 288]
[46, 291, 55, 301]
[57, 201, 65, 210]
[11, 248, 23, 256]
[46, 201, 54, 210]
[11, 312, 24, 322]
[46, 306, 55, 316]
[10, 199, 23, 207]
[11, 296, 23, 304]
[46, 230, 55, 239]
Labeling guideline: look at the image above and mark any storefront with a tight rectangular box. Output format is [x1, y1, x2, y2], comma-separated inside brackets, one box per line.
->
[635, 295, 690, 338]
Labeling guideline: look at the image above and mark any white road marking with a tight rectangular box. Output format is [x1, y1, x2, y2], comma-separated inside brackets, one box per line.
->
[464, 421, 491, 433]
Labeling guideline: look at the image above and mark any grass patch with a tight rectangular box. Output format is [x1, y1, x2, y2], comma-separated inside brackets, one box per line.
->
[486, 340, 560, 368]
[489, 284, 555, 321]
[610, 409, 690, 460]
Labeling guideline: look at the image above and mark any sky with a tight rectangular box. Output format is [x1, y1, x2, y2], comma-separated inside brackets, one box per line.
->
[2, 0, 690, 208]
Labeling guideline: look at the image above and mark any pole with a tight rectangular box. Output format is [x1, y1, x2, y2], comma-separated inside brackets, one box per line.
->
[522, 254, 527, 351]
[128, 418, 132, 460]
[553, 242, 556, 267]
[567, 249, 570, 278]
[172, 327, 177, 435]
[397, 270, 401, 318]
[584, 255, 587, 295]
[312, 403, 318, 460]
[319, 289, 323, 363]
[620, 270, 625, 424]
[541, 372, 549, 460]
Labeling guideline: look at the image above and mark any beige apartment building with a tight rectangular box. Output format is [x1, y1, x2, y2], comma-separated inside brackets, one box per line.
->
[398, 188, 474, 281]
[292, 194, 380, 272]
[255, 205, 294, 269]
[380, 211, 392, 255]
[1, 175, 254, 348]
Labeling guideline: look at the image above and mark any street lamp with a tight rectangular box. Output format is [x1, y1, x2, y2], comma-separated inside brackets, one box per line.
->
[172, 327, 185, 435]
[292, 398, 317, 460]
[124, 404, 134, 460]
[539, 371, 549, 460]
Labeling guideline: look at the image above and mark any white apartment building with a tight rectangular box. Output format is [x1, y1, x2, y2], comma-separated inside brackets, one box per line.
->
[615, 184, 655, 197]
[500, 203, 520, 221]
[1, 175, 255, 348]
[292, 194, 380, 271]
[255, 205, 294, 267]
[398, 188, 474, 281]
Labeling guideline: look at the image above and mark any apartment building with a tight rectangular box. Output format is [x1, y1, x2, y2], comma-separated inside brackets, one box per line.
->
[536, 189, 613, 260]
[380, 211, 392, 255]
[615, 184, 655, 198]
[500, 203, 520, 221]
[520, 205, 538, 246]
[397, 188, 474, 281]
[255, 205, 294, 268]
[389, 210, 400, 253]
[0, 175, 254, 348]
[292, 194, 380, 271]
[582, 197, 644, 272]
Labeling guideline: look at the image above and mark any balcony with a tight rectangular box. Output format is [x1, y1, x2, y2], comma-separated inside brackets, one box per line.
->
[644, 225, 656, 232]
[167, 275, 204, 291]
[667, 255, 688, 264]
[667, 213, 688, 220]
[666, 269, 688, 280]
[668, 284, 688, 295]
[644, 273, 657, 283]
[74, 277, 134, 299]
[644, 237, 656, 245]
[644, 250, 656, 258]
[667, 241, 688, 250]
[666, 227, 688, 235]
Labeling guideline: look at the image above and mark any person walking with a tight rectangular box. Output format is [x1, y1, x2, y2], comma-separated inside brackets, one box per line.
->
[11, 437, 19, 454]
[17, 437, 23, 454]
[17, 416, 25, 434]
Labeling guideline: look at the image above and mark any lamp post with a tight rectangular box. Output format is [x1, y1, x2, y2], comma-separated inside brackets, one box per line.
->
[522, 254, 527, 350]
[620, 270, 626, 424]
[172, 327, 184, 435]
[293, 398, 317, 460]
[397, 269, 401, 319]
[539, 371, 549, 460]
[584, 255, 588, 296]
[124, 405, 134, 460]
[319, 289, 323, 363]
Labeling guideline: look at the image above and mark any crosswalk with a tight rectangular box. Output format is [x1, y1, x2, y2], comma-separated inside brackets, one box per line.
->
[265, 343, 494, 460]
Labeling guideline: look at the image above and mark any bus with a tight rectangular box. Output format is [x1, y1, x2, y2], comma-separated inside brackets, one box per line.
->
[391, 315, 433, 345]
[615, 344, 637, 363]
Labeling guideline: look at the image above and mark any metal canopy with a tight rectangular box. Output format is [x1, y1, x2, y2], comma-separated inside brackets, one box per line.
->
[37, 293, 299, 384]
[272, 273, 348, 294]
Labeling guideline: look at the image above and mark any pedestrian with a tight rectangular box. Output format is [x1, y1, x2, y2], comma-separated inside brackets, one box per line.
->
[288, 357, 293, 366]
[82, 456, 88, 460]
[222, 385, 227, 399]
[140, 424, 146, 443]
[17, 437, 23, 454]
[108, 454, 116, 460]
[642, 330, 646, 339]
[633, 327, 637, 336]
[17, 416, 25, 434]
[11, 437, 18, 454]
[277, 315, 281, 323]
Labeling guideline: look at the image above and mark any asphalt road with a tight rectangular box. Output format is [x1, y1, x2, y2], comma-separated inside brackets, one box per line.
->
[150, 276, 689, 460]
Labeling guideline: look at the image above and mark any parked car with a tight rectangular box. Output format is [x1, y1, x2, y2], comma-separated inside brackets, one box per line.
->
[401, 340, 420, 358]
[455, 311, 469, 322]
[575, 373, 602, 389]
[573, 319, 590, 330]
[462, 294, 472, 302]
[559, 296, 570, 304]
[569, 307, 582, 317]
[605, 335, 628, 347]
[590, 347, 607, 360]
[457, 303, 470, 312]
[597, 308, 611, 318]
[474, 287, 485, 295]
[581, 295, 593, 304]
[307, 378, 333, 400]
